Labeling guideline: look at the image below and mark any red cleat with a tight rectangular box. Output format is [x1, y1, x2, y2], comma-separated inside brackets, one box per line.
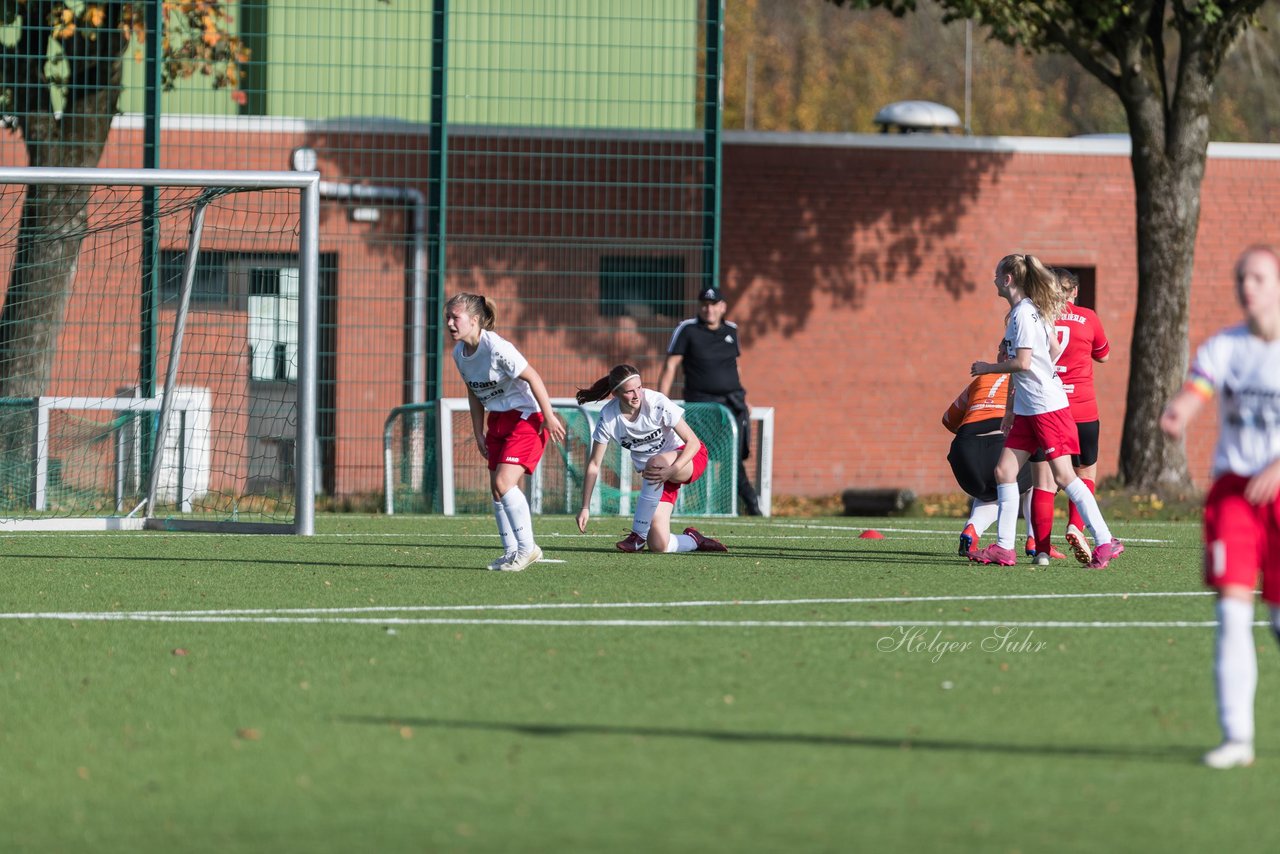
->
[959, 524, 979, 557]
[683, 527, 727, 553]
[969, 544, 1017, 566]
[615, 531, 646, 553]
[1087, 539, 1125, 569]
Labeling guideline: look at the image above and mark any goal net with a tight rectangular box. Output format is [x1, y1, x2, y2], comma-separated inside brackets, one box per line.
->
[0, 167, 320, 533]
[384, 399, 773, 518]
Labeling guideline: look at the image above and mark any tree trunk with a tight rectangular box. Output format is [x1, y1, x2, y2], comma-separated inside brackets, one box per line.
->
[0, 13, 125, 458]
[1116, 46, 1213, 492]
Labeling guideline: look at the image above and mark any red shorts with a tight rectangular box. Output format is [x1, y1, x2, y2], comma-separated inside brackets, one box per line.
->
[1203, 473, 1280, 604]
[660, 443, 709, 505]
[484, 409, 547, 474]
[1004, 408, 1081, 460]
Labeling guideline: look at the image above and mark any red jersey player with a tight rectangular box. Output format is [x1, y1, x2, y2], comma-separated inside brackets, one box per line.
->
[1162, 245, 1280, 770]
[1029, 268, 1112, 564]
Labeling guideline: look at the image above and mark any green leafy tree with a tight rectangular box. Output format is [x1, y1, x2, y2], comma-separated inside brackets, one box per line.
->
[0, 1, 246, 408]
[828, 0, 1266, 490]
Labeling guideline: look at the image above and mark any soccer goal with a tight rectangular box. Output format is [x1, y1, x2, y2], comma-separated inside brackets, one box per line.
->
[383, 399, 773, 518]
[0, 166, 320, 534]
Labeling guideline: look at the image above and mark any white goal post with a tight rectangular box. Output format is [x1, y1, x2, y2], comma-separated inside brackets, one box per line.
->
[0, 166, 320, 534]
[384, 397, 773, 518]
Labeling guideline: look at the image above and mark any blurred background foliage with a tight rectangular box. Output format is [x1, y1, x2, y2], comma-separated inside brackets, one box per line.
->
[726, 0, 1280, 141]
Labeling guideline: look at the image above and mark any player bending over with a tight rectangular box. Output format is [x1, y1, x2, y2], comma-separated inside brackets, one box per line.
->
[575, 364, 726, 554]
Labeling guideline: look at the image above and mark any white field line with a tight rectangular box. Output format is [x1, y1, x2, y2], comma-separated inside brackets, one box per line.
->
[0, 591, 1222, 628]
[0, 613, 1235, 628]
[0, 590, 1214, 619]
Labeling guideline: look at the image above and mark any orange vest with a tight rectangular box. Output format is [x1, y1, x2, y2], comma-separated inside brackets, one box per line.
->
[942, 373, 1011, 434]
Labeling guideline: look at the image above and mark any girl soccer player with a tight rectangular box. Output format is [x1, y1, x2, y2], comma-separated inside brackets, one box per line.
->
[1161, 245, 1280, 769]
[575, 364, 726, 554]
[1026, 267, 1113, 565]
[446, 293, 566, 571]
[968, 253, 1123, 568]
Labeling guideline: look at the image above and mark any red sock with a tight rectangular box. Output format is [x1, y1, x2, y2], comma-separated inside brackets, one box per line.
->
[1033, 488, 1056, 554]
[1068, 478, 1094, 530]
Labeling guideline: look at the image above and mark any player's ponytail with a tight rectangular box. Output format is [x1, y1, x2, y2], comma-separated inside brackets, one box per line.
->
[1000, 253, 1066, 322]
[576, 364, 641, 405]
[445, 292, 496, 331]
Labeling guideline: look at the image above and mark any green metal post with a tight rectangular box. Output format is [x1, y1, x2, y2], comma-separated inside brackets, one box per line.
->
[426, 0, 449, 404]
[140, 0, 163, 474]
[702, 0, 724, 295]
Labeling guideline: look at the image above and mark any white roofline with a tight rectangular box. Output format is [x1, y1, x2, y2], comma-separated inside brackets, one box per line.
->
[110, 113, 1280, 161]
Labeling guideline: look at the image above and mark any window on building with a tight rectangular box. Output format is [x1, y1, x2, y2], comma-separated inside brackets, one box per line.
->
[1053, 264, 1097, 309]
[599, 256, 686, 319]
[159, 249, 235, 306]
[248, 266, 299, 383]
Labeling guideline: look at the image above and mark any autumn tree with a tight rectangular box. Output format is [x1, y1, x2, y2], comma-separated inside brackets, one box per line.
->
[829, 0, 1266, 490]
[0, 1, 246, 415]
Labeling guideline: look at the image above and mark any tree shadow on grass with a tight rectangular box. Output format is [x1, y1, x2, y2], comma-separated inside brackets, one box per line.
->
[338, 714, 1204, 765]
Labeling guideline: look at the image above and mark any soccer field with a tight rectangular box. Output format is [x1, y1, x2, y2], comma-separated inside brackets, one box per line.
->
[2, 514, 1277, 853]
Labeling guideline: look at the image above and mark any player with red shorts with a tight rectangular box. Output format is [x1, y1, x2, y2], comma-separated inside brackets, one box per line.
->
[448, 293, 566, 572]
[1161, 245, 1280, 769]
[968, 253, 1122, 568]
[575, 364, 726, 555]
[1028, 268, 1112, 564]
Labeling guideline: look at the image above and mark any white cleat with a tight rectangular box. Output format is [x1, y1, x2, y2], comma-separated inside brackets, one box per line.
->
[1033, 552, 1051, 567]
[1203, 741, 1255, 769]
[498, 545, 543, 572]
[487, 552, 516, 571]
[1064, 524, 1092, 565]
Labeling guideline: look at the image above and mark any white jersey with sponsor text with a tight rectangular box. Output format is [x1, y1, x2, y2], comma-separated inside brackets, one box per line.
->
[592, 389, 684, 472]
[1003, 297, 1069, 416]
[452, 330, 539, 415]
[1190, 324, 1280, 478]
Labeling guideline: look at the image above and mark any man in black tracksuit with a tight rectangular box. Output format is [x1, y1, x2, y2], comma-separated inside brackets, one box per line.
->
[656, 286, 763, 516]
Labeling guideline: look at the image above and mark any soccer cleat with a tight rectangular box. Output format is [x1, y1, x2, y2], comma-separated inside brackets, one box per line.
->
[498, 545, 543, 572]
[969, 544, 1017, 566]
[1086, 538, 1125, 569]
[1203, 741, 1255, 769]
[1025, 536, 1036, 557]
[958, 524, 979, 557]
[615, 531, 647, 553]
[1046, 545, 1067, 560]
[683, 527, 728, 553]
[1033, 552, 1052, 567]
[487, 552, 516, 571]
[1065, 524, 1092, 565]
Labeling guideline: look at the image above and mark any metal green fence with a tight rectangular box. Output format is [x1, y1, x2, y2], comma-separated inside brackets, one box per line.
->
[0, 0, 723, 509]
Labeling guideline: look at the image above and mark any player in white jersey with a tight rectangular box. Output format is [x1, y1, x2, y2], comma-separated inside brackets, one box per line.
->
[1161, 246, 1280, 769]
[968, 253, 1122, 568]
[446, 293, 566, 572]
[575, 365, 726, 554]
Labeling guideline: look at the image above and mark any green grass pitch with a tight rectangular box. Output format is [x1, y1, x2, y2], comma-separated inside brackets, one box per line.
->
[2, 514, 1278, 852]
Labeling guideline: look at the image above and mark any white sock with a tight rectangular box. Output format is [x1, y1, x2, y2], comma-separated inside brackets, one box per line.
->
[1021, 489, 1035, 541]
[1215, 598, 1257, 744]
[968, 499, 998, 538]
[1064, 479, 1111, 544]
[996, 482, 1019, 549]
[663, 534, 698, 553]
[499, 487, 535, 550]
[632, 479, 662, 539]
[492, 501, 517, 556]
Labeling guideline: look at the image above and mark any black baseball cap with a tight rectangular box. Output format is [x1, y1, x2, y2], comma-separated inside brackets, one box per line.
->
[698, 287, 724, 302]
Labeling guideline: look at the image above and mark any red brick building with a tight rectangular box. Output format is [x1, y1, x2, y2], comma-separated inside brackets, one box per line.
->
[8, 123, 1269, 501]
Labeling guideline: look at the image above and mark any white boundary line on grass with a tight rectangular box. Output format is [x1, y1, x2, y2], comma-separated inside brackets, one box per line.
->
[0, 613, 1236, 628]
[0, 591, 1225, 628]
[0, 590, 1214, 619]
